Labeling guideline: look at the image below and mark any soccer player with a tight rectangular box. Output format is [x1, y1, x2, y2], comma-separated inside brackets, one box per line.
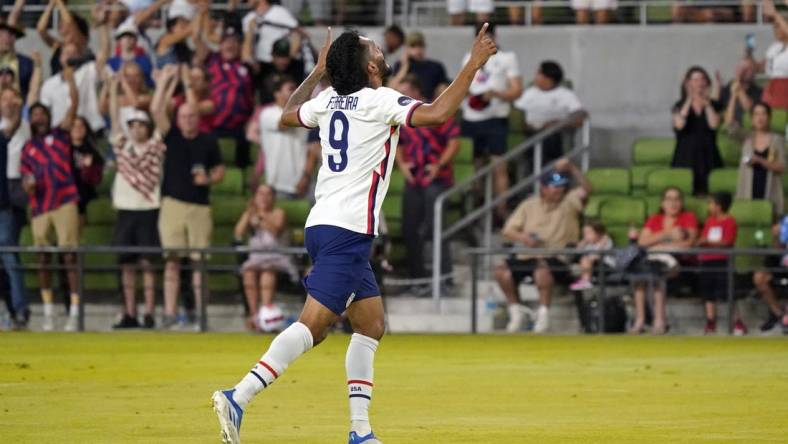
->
[212, 25, 497, 444]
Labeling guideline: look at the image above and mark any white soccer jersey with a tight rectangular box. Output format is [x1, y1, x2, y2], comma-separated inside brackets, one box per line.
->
[297, 86, 423, 235]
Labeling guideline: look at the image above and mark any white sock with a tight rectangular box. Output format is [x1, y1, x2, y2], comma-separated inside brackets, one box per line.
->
[43, 303, 54, 317]
[233, 321, 313, 408]
[346, 333, 379, 435]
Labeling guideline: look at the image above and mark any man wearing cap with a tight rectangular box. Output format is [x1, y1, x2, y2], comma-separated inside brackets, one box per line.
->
[106, 21, 154, 88]
[514, 60, 586, 165]
[493, 158, 591, 334]
[391, 31, 450, 101]
[196, 22, 254, 168]
[253, 36, 306, 105]
[242, 0, 299, 66]
[0, 18, 33, 101]
[108, 74, 166, 329]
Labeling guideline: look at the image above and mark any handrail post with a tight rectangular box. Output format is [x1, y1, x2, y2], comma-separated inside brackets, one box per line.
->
[534, 142, 542, 193]
[581, 118, 591, 172]
[432, 195, 444, 308]
[385, 0, 394, 26]
[597, 254, 606, 334]
[727, 250, 735, 335]
[471, 252, 478, 334]
[639, 1, 647, 25]
[525, 3, 532, 26]
[199, 250, 208, 332]
[483, 173, 493, 280]
[76, 248, 85, 332]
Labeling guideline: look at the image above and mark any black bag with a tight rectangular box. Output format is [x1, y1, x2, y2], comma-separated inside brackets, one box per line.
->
[575, 293, 628, 333]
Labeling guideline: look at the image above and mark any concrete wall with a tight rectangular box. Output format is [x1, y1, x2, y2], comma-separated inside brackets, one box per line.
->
[13, 24, 776, 165]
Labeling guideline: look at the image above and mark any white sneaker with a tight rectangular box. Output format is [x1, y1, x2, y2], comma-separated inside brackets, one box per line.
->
[64, 315, 79, 332]
[42, 314, 55, 332]
[506, 304, 524, 333]
[533, 306, 549, 334]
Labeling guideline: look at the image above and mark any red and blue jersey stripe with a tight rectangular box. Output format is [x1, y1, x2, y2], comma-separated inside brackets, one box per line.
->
[207, 53, 254, 131]
[20, 128, 79, 217]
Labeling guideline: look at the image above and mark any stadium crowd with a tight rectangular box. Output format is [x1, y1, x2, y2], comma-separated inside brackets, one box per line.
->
[0, 0, 787, 335]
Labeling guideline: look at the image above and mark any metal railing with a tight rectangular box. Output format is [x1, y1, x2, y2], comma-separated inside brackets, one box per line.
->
[0, 0, 768, 27]
[467, 245, 787, 334]
[431, 111, 590, 305]
[0, 244, 306, 332]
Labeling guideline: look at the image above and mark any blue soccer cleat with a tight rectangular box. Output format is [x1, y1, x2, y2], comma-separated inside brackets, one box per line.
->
[212, 389, 244, 444]
[349, 431, 383, 444]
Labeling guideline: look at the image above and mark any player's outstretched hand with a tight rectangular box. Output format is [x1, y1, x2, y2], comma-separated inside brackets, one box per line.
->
[469, 22, 497, 70]
[315, 27, 333, 75]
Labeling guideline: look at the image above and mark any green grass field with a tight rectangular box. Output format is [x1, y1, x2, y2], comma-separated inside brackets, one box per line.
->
[2, 333, 787, 443]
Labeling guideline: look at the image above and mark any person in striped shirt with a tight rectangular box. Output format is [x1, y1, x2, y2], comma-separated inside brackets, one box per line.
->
[20, 64, 80, 332]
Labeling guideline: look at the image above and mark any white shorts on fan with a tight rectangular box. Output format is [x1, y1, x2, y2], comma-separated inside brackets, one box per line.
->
[447, 0, 494, 15]
[571, 0, 617, 10]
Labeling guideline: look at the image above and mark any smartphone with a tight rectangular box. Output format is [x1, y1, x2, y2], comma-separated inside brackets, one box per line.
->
[745, 33, 756, 55]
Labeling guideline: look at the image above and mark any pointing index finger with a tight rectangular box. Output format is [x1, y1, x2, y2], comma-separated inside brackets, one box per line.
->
[476, 22, 489, 39]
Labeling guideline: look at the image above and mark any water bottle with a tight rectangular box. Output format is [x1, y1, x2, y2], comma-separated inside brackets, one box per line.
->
[754, 228, 766, 247]
[627, 220, 639, 245]
[780, 215, 788, 245]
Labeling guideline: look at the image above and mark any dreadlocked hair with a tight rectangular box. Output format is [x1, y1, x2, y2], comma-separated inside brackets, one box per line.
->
[326, 30, 369, 96]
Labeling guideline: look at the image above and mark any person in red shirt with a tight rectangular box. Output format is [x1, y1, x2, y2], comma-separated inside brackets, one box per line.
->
[696, 192, 745, 335]
[634, 186, 699, 334]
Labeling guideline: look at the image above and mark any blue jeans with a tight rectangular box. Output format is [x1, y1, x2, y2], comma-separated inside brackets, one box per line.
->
[0, 209, 27, 314]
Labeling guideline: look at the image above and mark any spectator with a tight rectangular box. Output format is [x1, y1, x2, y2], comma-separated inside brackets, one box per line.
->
[248, 32, 306, 105]
[37, 0, 92, 75]
[0, 86, 29, 329]
[382, 24, 405, 67]
[696, 192, 744, 335]
[68, 116, 104, 226]
[109, 74, 166, 330]
[242, 0, 299, 66]
[633, 187, 699, 335]
[154, 6, 196, 68]
[730, 101, 786, 217]
[672, 2, 735, 23]
[752, 216, 788, 333]
[395, 74, 460, 287]
[572, 0, 617, 24]
[447, 0, 493, 26]
[255, 77, 316, 198]
[20, 66, 81, 332]
[719, 58, 761, 125]
[671, 66, 722, 195]
[151, 65, 224, 329]
[105, 21, 155, 88]
[761, 0, 788, 110]
[235, 184, 297, 331]
[514, 60, 585, 165]
[461, 23, 523, 221]
[197, 22, 254, 168]
[170, 64, 216, 135]
[40, 42, 107, 133]
[284, 0, 332, 25]
[493, 159, 591, 334]
[99, 61, 153, 136]
[392, 32, 450, 101]
[568, 220, 613, 291]
[0, 14, 34, 102]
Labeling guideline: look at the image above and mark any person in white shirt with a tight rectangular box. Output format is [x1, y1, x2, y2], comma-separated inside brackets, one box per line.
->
[39, 42, 106, 133]
[460, 22, 523, 220]
[242, 0, 300, 65]
[447, 0, 493, 26]
[212, 25, 497, 444]
[257, 77, 317, 199]
[514, 60, 586, 165]
[761, 0, 788, 110]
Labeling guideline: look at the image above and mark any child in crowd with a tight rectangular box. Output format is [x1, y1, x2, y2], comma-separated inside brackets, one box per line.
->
[570, 220, 613, 291]
[696, 192, 745, 334]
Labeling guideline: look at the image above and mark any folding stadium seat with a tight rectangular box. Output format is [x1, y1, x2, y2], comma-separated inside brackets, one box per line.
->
[771, 108, 788, 134]
[708, 168, 739, 195]
[508, 108, 525, 135]
[730, 199, 773, 272]
[646, 4, 672, 22]
[598, 197, 646, 246]
[85, 197, 116, 226]
[381, 195, 402, 239]
[388, 170, 406, 196]
[211, 196, 247, 227]
[97, 169, 115, 195]
[208, 226, 239, 293]
[683, 196, 709, 223]
[213, 167, 244, 195]
[645, 168, 693, 196]
[630, 165, 660, 196]
[277, 199, 311, 245]
[632, 138, 675, 166]
[717, 132, 741, 167]
[218, 138, 237, 166]
[583, 168, 631, 219]
[81, 226, 118, 292]
[456, 137, 474, 165]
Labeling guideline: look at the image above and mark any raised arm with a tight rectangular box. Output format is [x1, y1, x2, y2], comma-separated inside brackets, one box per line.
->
[59, 65, 79, 131]
[150, 65, 179, 135]
[242, 16, 258, 70]
[36, 0, 59, 49]
[109, 75, 121, 135]
[764, 0, 788, 36]
[25, 51, 43, 105]
[408, 23, 497, 127]
[133, 0, 171, 27]
[723, 82, 740, 127]
[280, 27, 333, 127]
[8, 0, 25, 26]
[672, 96, 692, 131]
[555, 158, 592, 195]
[704, 95, 721, 130]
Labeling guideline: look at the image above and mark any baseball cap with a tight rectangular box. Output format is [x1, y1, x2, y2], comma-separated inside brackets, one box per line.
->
[114, 20, 139, 40]
[272, 37, 290, 57]
[221, 23, 243, 41]
[126, 109, 151, 125]
[541, 170, 570, 187]
[406, 31, 425, 47]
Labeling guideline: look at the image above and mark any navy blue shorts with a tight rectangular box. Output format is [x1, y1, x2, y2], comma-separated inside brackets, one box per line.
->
[303, 225, 380, 315]
[462, 118, 508, 158]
